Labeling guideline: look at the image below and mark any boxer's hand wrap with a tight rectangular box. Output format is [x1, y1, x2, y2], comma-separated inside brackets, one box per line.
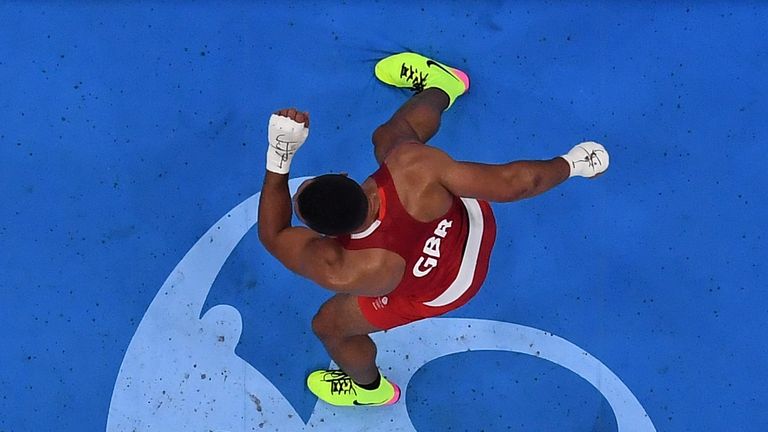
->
[266, 114, 309, 174]
[560, 141, 610, 178]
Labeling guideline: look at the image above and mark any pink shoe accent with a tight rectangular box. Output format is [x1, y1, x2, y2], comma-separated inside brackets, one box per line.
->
[450, 67, 470, 91]
[385, 383, 401, 405]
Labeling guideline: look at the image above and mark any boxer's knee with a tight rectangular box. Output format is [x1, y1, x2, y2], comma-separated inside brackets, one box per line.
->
[372, 118, 420, 160]
[311, 302, 338, 341]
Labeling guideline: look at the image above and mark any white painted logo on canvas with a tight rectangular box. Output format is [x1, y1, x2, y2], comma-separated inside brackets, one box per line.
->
[106, 177, 656, 431]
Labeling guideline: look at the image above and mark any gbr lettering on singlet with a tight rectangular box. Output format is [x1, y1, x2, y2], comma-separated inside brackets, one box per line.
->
[412, 219, 453, 277]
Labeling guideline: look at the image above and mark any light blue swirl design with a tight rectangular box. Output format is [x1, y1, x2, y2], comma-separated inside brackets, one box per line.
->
[106, 177, 655, 431]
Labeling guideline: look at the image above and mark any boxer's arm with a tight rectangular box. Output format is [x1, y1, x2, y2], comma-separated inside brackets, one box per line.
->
[415, 142, 609, 202]
[441, 157, 571, 202]
[258, 107, 316, 264]
[257, 173, 328, 276]
[258, 108, 344, 289]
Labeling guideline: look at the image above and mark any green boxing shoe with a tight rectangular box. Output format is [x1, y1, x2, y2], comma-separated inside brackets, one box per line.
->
[307, 369, 401, 407]
[374, 51, 470, 109]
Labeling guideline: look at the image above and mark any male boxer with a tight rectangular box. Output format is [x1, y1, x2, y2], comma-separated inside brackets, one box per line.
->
[258, 52, 609, 406]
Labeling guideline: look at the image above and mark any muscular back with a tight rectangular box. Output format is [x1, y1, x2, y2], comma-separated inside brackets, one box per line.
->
[343, 142, 457, 296]
[374, 142, 455, 222]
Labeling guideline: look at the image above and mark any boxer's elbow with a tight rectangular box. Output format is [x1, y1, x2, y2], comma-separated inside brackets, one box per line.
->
[500, 164, 540, 202]
[257, 225, 276, 251]
[257, 226, 268, 245]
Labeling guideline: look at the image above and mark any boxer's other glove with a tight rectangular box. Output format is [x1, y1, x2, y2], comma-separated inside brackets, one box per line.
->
[266, 114, 309, 174]
[560, 141, 610, 178]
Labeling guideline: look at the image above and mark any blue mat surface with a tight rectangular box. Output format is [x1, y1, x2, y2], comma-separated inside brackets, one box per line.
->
[1, 2, 766, 431]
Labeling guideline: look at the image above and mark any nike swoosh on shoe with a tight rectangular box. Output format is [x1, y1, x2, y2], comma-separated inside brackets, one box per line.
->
[352, 399, 389, 406]
[426, 59, 460, 81]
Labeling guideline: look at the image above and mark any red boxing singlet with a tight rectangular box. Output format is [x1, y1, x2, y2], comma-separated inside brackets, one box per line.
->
[337, 164, 497, 330]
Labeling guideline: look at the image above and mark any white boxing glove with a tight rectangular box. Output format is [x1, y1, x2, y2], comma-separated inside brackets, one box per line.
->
[560, 141, 610, 178]
[266, 114, 309, 174]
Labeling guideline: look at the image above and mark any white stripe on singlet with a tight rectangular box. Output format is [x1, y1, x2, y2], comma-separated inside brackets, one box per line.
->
[423, 197, 485, 308]
[350, 219, 381, 240]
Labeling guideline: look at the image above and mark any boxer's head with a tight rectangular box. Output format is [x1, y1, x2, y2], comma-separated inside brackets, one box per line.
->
[294, 174, 368, 236]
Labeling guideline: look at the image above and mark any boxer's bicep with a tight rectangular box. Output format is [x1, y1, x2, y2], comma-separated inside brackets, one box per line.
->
[264, 228, 344, 287]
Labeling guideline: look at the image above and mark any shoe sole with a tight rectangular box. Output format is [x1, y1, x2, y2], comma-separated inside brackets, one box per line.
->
[449, 67, 470, 92]
[384, 383, 401, 406]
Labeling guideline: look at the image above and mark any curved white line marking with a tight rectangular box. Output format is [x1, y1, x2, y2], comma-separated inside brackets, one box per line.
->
[106, 177, 656, 432]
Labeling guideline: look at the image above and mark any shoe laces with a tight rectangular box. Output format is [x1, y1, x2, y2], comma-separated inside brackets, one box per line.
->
[322, 370, 357, 396]
[400, 63, 428, 92]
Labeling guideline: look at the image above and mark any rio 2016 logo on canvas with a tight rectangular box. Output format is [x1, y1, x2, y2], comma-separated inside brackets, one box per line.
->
[106, 177, 656, 432]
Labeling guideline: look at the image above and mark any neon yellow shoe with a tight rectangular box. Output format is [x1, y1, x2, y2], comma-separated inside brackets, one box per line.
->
[375, 52, 470, 109]
[307, 369, 401, 407]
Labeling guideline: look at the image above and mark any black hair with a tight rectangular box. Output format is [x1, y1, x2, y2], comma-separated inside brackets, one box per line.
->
[296, 174, 368, 236]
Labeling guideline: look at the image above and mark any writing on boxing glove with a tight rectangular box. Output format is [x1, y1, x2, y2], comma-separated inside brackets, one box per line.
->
[560, 141, 610, 178]
[266, 114, 309, 174]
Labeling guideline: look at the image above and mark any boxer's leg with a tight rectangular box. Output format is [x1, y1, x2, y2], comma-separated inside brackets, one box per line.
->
[372, 52, 470, 162]
[308, 294, 400, 406]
